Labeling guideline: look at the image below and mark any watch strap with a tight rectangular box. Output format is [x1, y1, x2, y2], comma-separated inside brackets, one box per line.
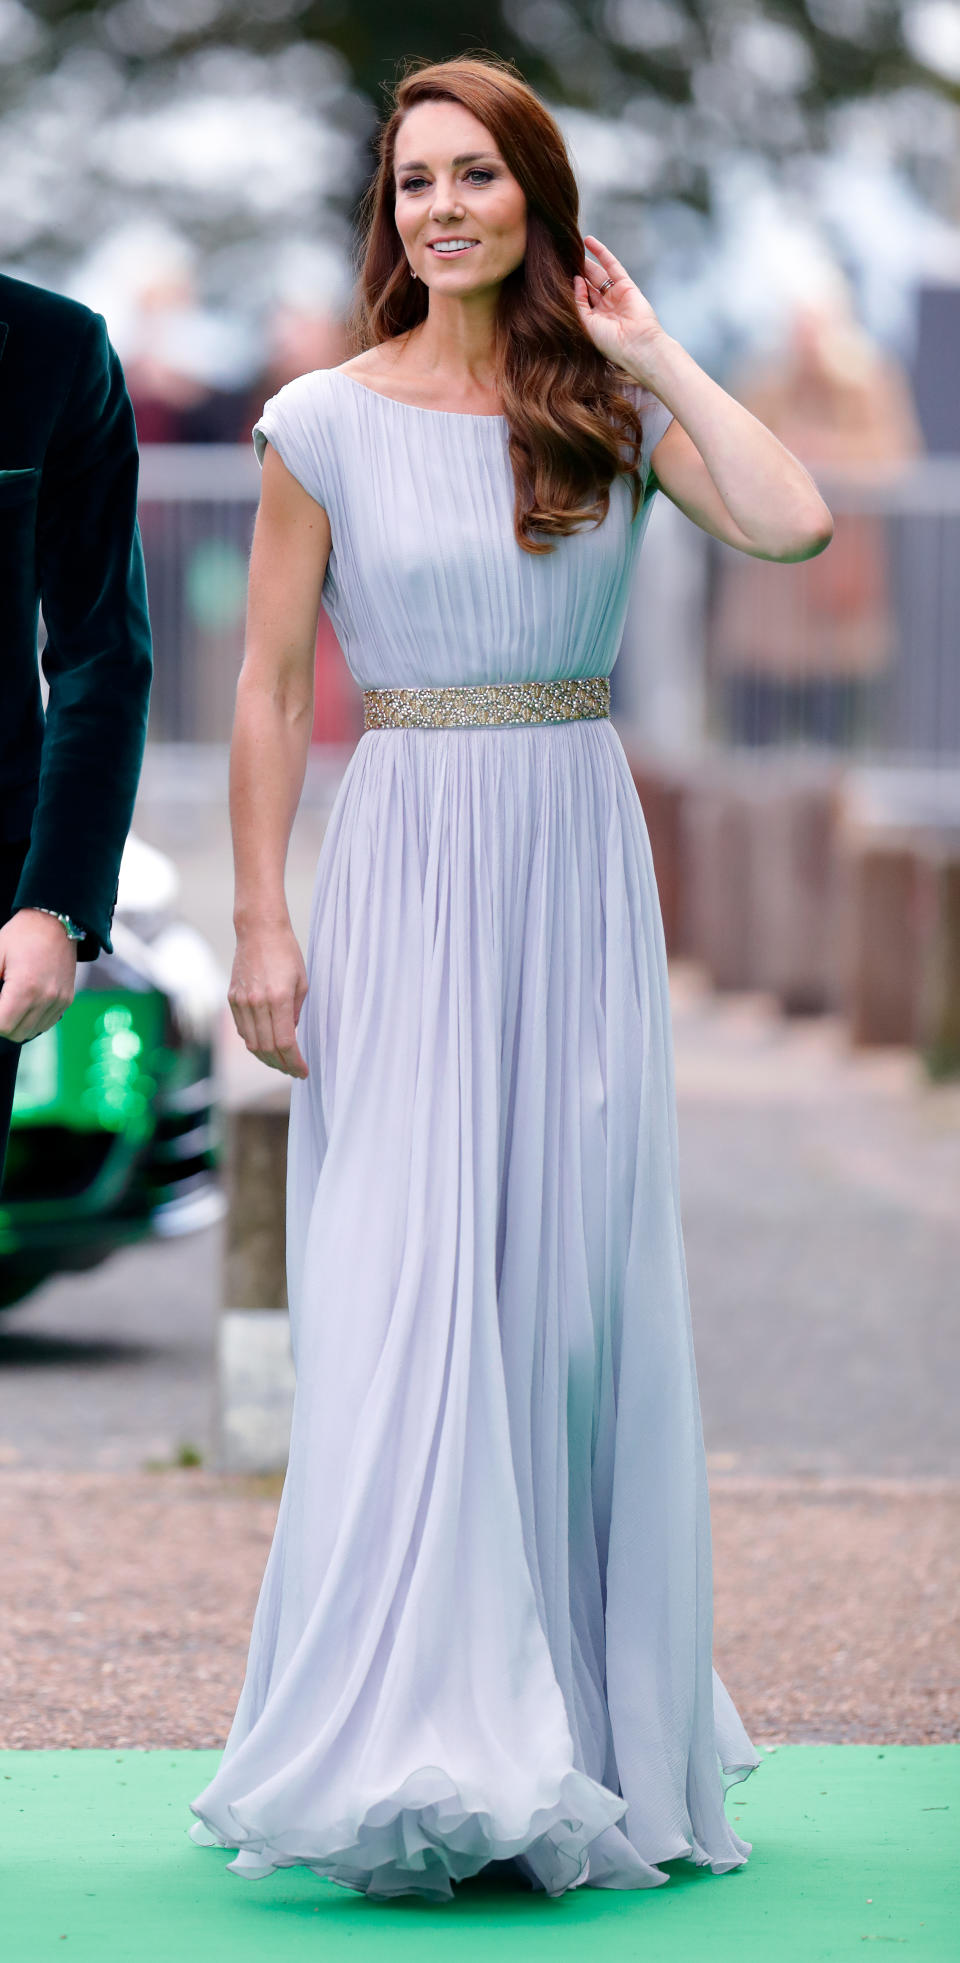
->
[27, 907, 86, 942]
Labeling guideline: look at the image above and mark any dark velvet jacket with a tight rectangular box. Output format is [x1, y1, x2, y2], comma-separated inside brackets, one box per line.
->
[0, 272, 153, 958]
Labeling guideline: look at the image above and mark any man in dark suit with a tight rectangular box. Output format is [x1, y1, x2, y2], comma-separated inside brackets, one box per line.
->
[0, 273, 153, 1185]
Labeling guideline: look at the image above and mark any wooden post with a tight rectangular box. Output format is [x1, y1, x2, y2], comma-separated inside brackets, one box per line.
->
[622, 753, 690, 958]
[918, 853, 960, 1079]
[844, 838, 926, 1047]
[217, 1084, 295, 1474]
[747, 764, 846, 1014]
[223, 1090, 289, 1313]
[681, 768, 755, 991]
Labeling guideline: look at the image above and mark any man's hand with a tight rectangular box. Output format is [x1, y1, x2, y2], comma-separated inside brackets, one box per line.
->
[0, 911, 79, 1043]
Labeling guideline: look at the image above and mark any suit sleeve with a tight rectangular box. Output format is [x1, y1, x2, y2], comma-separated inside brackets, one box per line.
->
[13, 311, 153, 959]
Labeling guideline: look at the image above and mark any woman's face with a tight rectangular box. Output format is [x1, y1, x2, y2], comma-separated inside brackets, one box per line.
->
[393, 100, 527, 295]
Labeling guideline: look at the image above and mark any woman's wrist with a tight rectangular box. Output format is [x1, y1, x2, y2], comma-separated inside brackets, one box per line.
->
[619, 329, 678, 395]
[233, 902, 293, 938]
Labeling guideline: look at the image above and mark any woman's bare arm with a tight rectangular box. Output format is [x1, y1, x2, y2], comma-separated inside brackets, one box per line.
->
[228, 441, 332, 1078]
[626, 334, 835, 563]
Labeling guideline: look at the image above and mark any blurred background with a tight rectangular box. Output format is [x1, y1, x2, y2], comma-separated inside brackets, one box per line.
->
[0, 2, 958, 1755]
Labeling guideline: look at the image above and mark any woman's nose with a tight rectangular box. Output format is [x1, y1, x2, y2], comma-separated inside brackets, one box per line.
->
[430, 189, 465, 218]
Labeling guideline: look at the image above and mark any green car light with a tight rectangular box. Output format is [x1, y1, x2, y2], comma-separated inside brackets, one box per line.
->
[11, 990, 166, 1136]
[82, 1004, 156, 1134]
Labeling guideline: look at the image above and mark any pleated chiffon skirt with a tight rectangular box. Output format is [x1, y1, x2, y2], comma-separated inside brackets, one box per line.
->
[188, 715, 760, 1898]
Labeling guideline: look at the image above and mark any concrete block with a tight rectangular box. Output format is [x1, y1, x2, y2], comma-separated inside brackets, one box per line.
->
[217, 1308, 295, 1473]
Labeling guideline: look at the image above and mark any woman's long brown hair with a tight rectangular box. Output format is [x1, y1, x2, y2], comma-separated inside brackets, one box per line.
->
[345, 52, 648, 555]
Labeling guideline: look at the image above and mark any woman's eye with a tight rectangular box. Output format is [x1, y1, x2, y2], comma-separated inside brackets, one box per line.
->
[399, 169, 495, 191]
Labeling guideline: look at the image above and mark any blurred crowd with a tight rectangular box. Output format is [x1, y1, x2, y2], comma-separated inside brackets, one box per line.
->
[103, 237, 361, 744]
[710, 262, 925, 751]
[126, 283, 348, 447]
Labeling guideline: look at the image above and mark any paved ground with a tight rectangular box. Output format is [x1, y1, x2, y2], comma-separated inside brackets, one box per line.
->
[673, 973, 960, 1480]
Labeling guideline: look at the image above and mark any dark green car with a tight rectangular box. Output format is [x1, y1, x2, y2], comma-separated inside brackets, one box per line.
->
[0, 836, 224, 1308]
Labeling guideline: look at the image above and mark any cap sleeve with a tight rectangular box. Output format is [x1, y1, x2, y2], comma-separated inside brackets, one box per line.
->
[636, 386, 674, 483]
[619, 377, 674, 484]
[252, 372, 328, 509]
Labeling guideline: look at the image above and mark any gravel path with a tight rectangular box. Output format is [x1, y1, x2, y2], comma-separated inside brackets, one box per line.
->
[1, 1469, 955, 1751]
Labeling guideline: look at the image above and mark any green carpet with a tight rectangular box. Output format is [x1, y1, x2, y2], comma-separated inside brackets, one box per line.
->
[3, 1746, 956, 1961]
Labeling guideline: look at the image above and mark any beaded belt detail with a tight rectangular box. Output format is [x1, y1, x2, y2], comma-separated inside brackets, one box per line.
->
[362, 675, 610, 731]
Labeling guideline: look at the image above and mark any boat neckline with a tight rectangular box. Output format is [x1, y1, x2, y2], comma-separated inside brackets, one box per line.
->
[330, 366, 507, 422]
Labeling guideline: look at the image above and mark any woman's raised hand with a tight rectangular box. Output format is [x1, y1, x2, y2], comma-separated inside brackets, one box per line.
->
[573, 234, 664, 372]
[228, 923, 309, 1079]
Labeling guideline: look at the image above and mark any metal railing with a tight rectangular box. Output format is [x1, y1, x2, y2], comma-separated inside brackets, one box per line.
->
[701, 462, 960, 767]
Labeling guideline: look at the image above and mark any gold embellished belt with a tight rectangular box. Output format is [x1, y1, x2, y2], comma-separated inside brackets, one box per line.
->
[362, 675, 610, 731]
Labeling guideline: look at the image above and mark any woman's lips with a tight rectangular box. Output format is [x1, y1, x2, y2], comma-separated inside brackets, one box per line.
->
[427, 240, 480, 256]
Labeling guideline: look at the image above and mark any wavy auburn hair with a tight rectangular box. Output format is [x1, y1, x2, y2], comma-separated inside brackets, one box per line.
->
[345, 52, 648, 555]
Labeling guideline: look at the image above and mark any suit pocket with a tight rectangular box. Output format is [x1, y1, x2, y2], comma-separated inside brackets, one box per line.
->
[0, 466, 41, 508]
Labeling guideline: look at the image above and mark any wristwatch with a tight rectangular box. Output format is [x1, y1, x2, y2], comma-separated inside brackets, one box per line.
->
[29, 907, 86, 942]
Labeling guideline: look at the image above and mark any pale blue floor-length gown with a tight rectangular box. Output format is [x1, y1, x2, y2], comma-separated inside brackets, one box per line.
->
[188, 364, 762, 1900]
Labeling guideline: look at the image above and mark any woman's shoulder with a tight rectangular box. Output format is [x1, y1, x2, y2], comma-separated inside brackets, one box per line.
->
[273, 343, 408, 399]
[259, 364, 342, 419]
[331, 348, 401, 384]
[257, 356, 397, 434]
[253, 367, 345, 505]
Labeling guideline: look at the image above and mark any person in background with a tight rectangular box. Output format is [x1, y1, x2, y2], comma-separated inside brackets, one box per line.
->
[0, 271, 153, 1186]
[710, 279, 923, 748]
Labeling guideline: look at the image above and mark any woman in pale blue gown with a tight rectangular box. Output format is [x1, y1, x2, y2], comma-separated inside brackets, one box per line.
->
[189, 55, 834, 1902]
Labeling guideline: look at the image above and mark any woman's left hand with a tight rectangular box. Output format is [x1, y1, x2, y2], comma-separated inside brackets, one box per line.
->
[574, 234, 664, 374]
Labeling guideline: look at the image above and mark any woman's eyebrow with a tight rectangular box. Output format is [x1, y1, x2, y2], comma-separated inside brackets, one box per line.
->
[395, 151, 500, 173]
